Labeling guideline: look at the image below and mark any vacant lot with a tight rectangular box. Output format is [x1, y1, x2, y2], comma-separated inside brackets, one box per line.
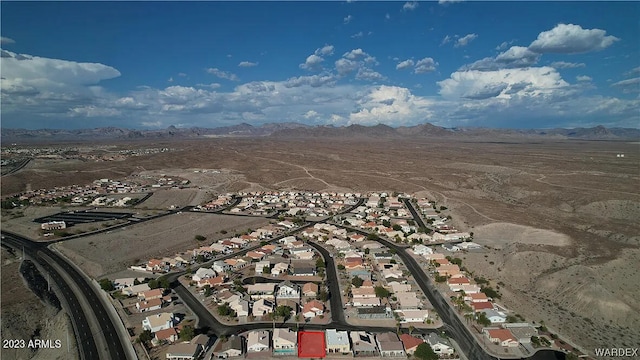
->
[56, 212, 269, 277]
[135, 188, 204, 209]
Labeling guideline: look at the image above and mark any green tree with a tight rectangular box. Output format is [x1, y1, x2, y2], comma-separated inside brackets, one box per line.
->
[138, 329, 153, 344]
[337, 264, 345, 270]
[392, 224, 402, 231]
[179, 325, 195, 341]
[133, 278, 141, 285]
[262, 265, 271, 275]
[203, 285, 212, 297]
[275, 305, 293, 321]
[316, 258, 326, 269]
[352, 276, 364, 288]
[364, 248, 370, 255]
[414, 343, 438, 360]
[218, 303, 235, 317]
[382, 220, 391, 228]
[435, 275, 448, 283]
[316, 288, 329, 302]
[477, 312, 491, 326]
[98, 278, 114, 292]
[480, 286, 501, 299]
[366, 233, 379, 241]
[374, 286, 391, 299]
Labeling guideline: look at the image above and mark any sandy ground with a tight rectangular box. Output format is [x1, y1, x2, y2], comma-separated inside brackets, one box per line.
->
[473, 222, 572, 247]
[55, 212, 269, 278]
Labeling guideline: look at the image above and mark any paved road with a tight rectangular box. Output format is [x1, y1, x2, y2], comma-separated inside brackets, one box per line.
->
[401, 197, 429, 230]
[1, 231, 130, 360]
[306, 240, 345, 324]
[2, 157, 31, 176]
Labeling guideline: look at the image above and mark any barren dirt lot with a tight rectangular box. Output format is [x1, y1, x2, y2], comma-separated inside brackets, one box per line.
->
[3, 137, 639, 354]
[55, 212, 269, 277]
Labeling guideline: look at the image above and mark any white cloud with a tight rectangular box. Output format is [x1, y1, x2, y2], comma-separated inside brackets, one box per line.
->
[438, 66, 570, 100]
[625, 67, 640, 76]
[69, 105, 121, 117]
[439, 0, 463, 3]
[195, 83, 222, 89]
[441, 35, 452, 45]
[178, 72, 187, 77]
[385, 13, 391, 20]
[284, 73, 337, 88]
[299, 54, 324, 71]
[355, 68, 386, 82]
[1, 36, 16, 45]
[303, 110, 319, 119]
[343, 49, 376, 64]
[529, 23, 619, 54]
[455, 33, 478, 47]
[550, 61, 586, 69]
[238, 61, 258, 67]
[335, 58, 359, 76]
[576, 75, 592, 82]
[463, 46, 540, 71]
[344, 15, 353, 24]
[315, 45, 334, 56]
[611, 77, 640, 93]
[402, 2, 419, 11]
[396, 59, 414, 70]
[206, 67, 239, 81]
[349, 85, 433, 125]
[414, 57, 437, 74]
[351, 32, 364, 39]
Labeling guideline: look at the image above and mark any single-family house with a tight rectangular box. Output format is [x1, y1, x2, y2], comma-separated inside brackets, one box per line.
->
[351, 297, 381, 307]
[472, 301, 494, 312]
[192, 267, 216, 282]
[426, 333, 454, 356]
[352, 287, 376, 299]
[252, 299, 274, 317]
[246, 330, 270, 353]
[165, 342, 203, 360]
[142, 312, 175, 332]
[213, 261, 232, 273]
[396, 292, 421, 310]
[376, 332, 407, 357]
[271, 262, 289, 276]
[139, 288, 164, 301]
[246, 283, 276, 300]
[399, 309, 429, 323]
[399, 334, 424, 355]
[136, 298, 163, 312]
[247, 330, 270, 353]
[273, 328, 297, 355]
[213, 335, 243, 358]
[483, 328, 519, 347]
[302, 282, 318, 297]
[465, 292, 489, 303]
[154, 327, 178, 344]
[325, 329, 350, 354]
[254, 260, 271, 275]
[350, 331, 378, 357]
[357, 306, 391, 319]
[230, 299, 250, 318]
[482, 309, 507, 324]
[276, 281, 300, 300]
[121, 283, 150, 297]
[302, 300, 325, 318]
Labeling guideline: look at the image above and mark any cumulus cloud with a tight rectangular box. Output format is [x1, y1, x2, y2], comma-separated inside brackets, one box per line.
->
[396, 59, 414, 70]
[402, 2, 419, 11]
[529, 23, 619, 54]
[206, 67, 239, 81]
[68, 105, 121, 117]
[355, 68, 386, 82]
[335, 58, 359, 76]
[349, 85, 433, 125]
[414, 57, 437, 74]
[625, 67, 640, 76]
[343, 48, 376, 64]
[284, 73, 337, 88]
[315, 45, 334, 56]
[344, 15, 353, 24]
[303, 110, 319, 119]
[463, 46, 540, 71]
[455, 33, 478, 47]
[438, 66, 570, 100]
[299, 54, 324, 71]
[1, 36, 16, 45]
[238, 61, 258, 67]
[550, 61, 586, 69]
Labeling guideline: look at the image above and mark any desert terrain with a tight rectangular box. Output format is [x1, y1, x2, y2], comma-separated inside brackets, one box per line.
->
[2, 137, 639, 355]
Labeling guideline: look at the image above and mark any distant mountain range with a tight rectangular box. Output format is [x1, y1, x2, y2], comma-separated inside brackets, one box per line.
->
[2, 123, 639, 143]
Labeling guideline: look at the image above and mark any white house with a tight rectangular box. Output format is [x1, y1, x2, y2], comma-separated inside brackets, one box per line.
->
[142, 312, 175, 332]
[254, 260, 271, 275]
[412, 244, 433, 256]
[251, 298, 274, 317]
[326, 329, 351, 354]
[192, 267, 216, 282]
[276, 281, 300, 300]
[273, 328, 297, 355]
[426, 333, 454, 357]
[230, 299, 250, 318]
[246, 330, 270, 353]
[399, 309, 429, 323]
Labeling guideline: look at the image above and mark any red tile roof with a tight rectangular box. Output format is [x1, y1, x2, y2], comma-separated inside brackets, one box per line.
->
[399, 334, 424, 351]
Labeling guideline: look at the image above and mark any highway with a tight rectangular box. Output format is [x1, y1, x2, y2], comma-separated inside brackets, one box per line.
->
[1, 231, 130, 360]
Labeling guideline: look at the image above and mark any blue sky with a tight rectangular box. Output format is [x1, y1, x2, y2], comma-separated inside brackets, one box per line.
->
[1, 1, 639, 130]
